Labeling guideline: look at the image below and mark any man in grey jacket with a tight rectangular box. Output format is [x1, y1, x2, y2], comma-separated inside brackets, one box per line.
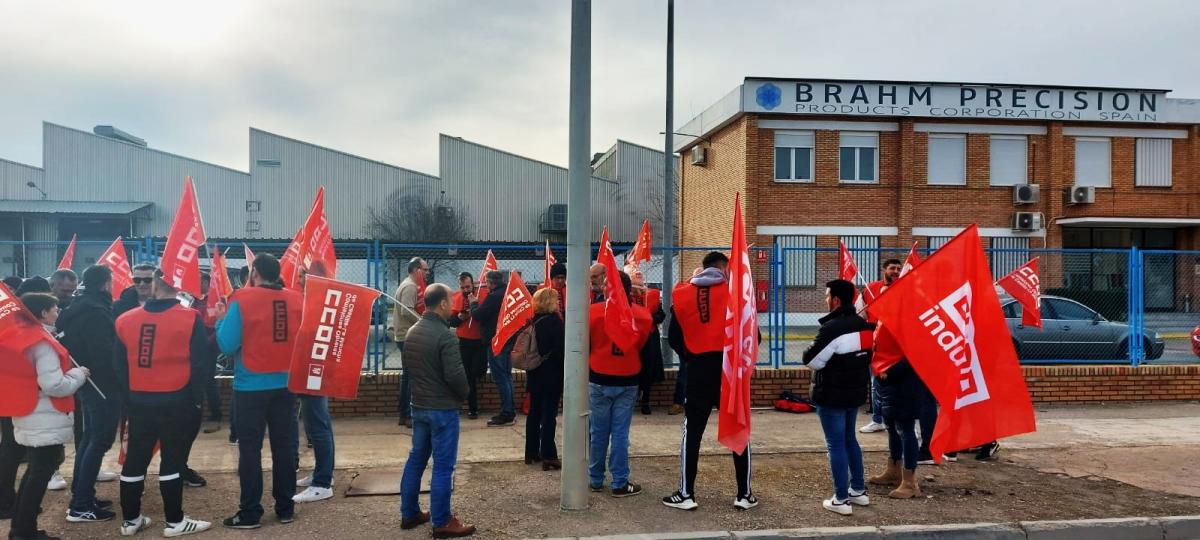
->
[398, 284, 475, 539]
[392, 258, 428, 427]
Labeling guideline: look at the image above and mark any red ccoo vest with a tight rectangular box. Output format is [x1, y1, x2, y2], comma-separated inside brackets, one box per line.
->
[116, 304, 196, 393]
[671, 281, 729, 355]
[0, 324, 75, 416]
[587, 302, 653, 378]
[230, 286, 303, 374]
[633, 288, 661, 314]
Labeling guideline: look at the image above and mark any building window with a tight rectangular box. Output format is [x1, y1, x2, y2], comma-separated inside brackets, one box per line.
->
[990, 237, 1030, 280]
[1135, 138, 1172, 187]
[777, 235, 816, 287]
[989, 135, 1028, 186]
[1074, 137, 1111, 188]
[839, 132, 878, 183]
[928, 236, 953, 250]
[840, 235, 880, 283]
[773, 131, 814, 182]
[927, 134, 966, 185]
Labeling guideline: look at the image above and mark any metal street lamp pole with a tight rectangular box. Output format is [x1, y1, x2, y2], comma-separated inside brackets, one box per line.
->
[660, 0, 676, 366]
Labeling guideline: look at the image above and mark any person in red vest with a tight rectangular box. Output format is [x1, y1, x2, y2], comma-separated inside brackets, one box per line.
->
[196, 272, 224, 437]
[661, 252, 756, 512]
[112, 269, 213, 536]
[628, 267, 665, 416]
[587, 270, 654, 498]
[215, 254, 302, 529]
[2, 292, 88, 540]
[448, 272, 485, 420]
[857, 258, 901, 435]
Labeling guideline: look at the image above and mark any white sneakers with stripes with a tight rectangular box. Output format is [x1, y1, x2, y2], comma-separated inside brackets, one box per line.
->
[661, 491, 698, 511]
[120, 516, 151, 536]
[163, 516, 212, 537]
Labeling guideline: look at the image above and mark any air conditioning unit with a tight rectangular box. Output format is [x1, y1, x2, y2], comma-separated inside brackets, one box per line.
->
[1067, 185, 1095, 205]
[1013, 184, 1039, 205]
[690, 146, 707, 166]
[1012, 212, 1043, 232]
[540, 204, 568, 234]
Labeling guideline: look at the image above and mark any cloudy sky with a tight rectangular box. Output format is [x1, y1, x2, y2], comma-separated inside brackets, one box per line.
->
[1, 0, 1197, 174]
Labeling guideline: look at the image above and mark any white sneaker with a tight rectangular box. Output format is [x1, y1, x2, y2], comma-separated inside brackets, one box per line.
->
[120, 515, 151, 536]
[47, 472, 68, 491]
[859, 421, 886, 433]
[823, 497, 853, 516]
[296, 475, 312, 488]
[163, 516, 211, 537]
[96, 470, 119, 483]
[661, 491, 698, 511]
[943, 454, 958, 463]
[733, 494, 759, 510]
[292, 486, 333, 503]
[848, 488, 870, 506]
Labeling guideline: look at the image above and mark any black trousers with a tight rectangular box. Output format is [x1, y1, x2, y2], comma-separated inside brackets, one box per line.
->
[0, 417, 25, 511]
[525, 369, 562, 460]
[233, 388, 297, 522]
[11, 444, 63, 537]
[677, 357, 751, 499]
[120, 402, 200, 524]
[459, 338, 487, 414]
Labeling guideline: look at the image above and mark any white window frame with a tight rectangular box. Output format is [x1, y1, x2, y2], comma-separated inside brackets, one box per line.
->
[773, 131, 814, 183]
[989, 135, 1028, 186]
[1135, 138, 1172, 187]
[1074, 137, 1111, 188]
[839, 132, 879, 184]
[927, 133, 966, 186]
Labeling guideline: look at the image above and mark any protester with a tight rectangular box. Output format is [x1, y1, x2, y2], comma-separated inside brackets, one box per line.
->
[588, 270, 654, 498]
[448, 272, 486, 420]
[112, 270, 212, 536]
[113, 264, 155, 318]
[525, 288, 565, 471]
[2, 276, 22, 291]
[391, 258, 428, 429]
[472, 270, 515, 427]
[196, 273, 224, 435]
[15, 276, 51, 297]
[4, 293, 88, 540]
[292, 265, 335, 504]
[57, 265, 122, 522]
[588, 264, 606, 304]
[858, 258, 900, 435]
[869, 324, 925, 500]
[49, 269, 77, 310]
[216, 254, 300, 529]
[629, 269, 665, 416]
[661, 252, 756, 511]
[549, 263, 567, 318]
[399, 283, 475, 538]
[0, 410, 22, 521]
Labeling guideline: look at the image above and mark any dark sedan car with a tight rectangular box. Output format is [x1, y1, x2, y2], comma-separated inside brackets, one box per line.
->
[1001, 295, 1164, 362]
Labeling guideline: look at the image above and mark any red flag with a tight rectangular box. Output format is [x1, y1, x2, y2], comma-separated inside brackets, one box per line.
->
[414, 266, 427, 316]
[97, 237, 132, 301]
[476, 250, 500, 301]
[243, 243, 256, 266]
[117, 419, 159, 465]
[490, 271, 535, 355]
[288, 275, 382, 399]
[539, 240, 557, 290]
[626, 219, 653, 266]
[598, 226, 639, 354]
[296, 187, 338, 280]
[160, 177, 207, 296]
[719, 194, 756, 454]
[997, 259, 1042, 329]
[900, 242, 923, 277]
[58, 234, 77, 270]
[868, 225, 1036, 461]
[208, 247, 234, 310]
[279, 229, 304, 289]
[838, 240, 859, 284]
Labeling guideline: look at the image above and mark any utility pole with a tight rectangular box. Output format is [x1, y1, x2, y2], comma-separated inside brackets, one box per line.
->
[660, 0, 676, 366]
[561, 0, 592, 512]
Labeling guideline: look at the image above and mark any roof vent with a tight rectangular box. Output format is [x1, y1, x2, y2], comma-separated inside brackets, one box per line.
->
[93, 126, 147, 147]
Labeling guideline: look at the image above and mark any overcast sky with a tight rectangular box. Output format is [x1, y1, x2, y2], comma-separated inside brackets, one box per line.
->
[1, 0, 1197, 175]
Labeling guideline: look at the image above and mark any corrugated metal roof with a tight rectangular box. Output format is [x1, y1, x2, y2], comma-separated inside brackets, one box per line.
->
[0, 200, 152, 214]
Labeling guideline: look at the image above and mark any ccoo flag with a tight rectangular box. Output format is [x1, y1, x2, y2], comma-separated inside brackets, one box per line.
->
[161, 177, 208, 297]
[718, 194, 756, 455]
[288, 275, 382, 399]
[490, 270, 535, 355]
[868, 225, 1036, 461]
[997, 259, 1041, 329]
[58, 234, 77, 271]
[598, 226, 639, 354]
[626, 219, 653, 266]
[97, 237, 133, 301]
[296, 187, 338, 280]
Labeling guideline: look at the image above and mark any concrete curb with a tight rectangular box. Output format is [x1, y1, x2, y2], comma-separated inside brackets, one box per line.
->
[563, 515, 1200, 540]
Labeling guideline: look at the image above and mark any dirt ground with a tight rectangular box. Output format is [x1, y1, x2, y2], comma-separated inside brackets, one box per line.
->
[8, 450, 1199, 539]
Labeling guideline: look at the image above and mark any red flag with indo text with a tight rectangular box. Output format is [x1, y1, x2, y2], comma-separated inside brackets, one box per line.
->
[58, 234, 77, 271]
[719, 194, 756, 454]
[97, 237, 132, 301]
[490, 271, 534, 355]
[867, 225, 1036, 461]
[598, 226, 639, 354]
[997, 259, 1042, 329]
[161, 177, 208, 297]
[288, 275, 382, 399]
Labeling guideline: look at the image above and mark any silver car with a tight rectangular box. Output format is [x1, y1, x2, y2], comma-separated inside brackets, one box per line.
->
[1001, 295, 1164, 362]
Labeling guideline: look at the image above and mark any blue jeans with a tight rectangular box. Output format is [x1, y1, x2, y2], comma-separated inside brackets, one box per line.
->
[488, 345, 514, 417]
[870, 376, 883, 424]
[816, 406, 865, 501]
[69, 385, 121, 511]
[234, 388, 297, 522]
[588, 383, 637, 489]
[401, 408, 460, 528]
[397, 341, 412, 418]
[887, 416, 920, 471]
[293, 395, 335, 489]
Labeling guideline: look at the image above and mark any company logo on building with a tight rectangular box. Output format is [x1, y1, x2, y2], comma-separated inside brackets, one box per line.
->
[756, 83, 781, 110]
[918, 282, 990, 409]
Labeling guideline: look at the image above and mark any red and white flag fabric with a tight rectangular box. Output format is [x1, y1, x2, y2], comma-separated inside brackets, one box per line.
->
[208, 247, 234, 311]
[626, 219, 653, 266]
[97, 237, 133, 301]
[58, 234, 77, 270]
[838, 240, 860, 285]
[490, 271, 535, 355]
[598, 226, 640, 355]
[288, 275, 382, 399]
[719, 194, 757, 455]
[414, 265, 427, 316]
[160, 177, 208, 297]
[900, 242, 923, 277]
[997, 258, 1042, 329]
[243, 243, 256, 266]
[539, 240, 557, 291]
[867, 225, 1036, 461]
[476, 250, 500, 301]
[279, 229, 304, 289]
[296, 187, 338, 280]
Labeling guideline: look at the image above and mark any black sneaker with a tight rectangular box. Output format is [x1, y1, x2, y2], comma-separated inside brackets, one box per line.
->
[976, 441, 1001, 461]
[183, 468, 207, 487]
[278, 513, 295, 524]
[467, 411, 479, 420]
[95, 498, 113, 509]
[641, 404, 652, 415]
[487, 415, 515, 427]
[66, 505, 116, 522]
[917, 448, 935, 465]
[589, 484, 605, 493]
[661, 491, 698, 511]
[15, 530, 59, 540]
[222, 513, 261, 529]
[610, 482, 642, 498]
[734, 494, 759, 510]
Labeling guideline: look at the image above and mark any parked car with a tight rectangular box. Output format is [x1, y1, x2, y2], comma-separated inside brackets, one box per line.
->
[1001, 295, 1164, 362]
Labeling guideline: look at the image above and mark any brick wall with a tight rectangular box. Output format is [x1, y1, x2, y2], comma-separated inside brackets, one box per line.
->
[212, 364, 1200, 417]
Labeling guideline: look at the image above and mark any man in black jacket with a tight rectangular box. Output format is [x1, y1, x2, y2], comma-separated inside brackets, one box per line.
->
[803, 279, 873, 517]
[57, 265, 122, 521]
[113, 264, 156, 318]
[471, 270, 514, 427]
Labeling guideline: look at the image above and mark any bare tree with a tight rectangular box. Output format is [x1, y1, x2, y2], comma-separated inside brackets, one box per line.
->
[366, 184, 473, 244]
